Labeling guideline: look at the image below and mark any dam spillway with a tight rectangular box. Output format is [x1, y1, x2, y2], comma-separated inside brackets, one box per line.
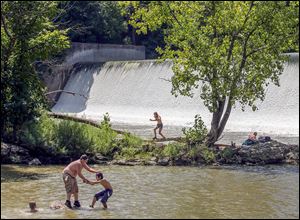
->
[52, 53, 299, 137]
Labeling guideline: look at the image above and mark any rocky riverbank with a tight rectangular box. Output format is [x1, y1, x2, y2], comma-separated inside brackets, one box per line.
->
[1, 140, 299, 166]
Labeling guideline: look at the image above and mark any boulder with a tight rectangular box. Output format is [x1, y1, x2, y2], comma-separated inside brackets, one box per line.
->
[237, 140, 298, 165]
[1, 142, 32, 164]
[28, 158, 42, 166]
[157, 157, 170, 166]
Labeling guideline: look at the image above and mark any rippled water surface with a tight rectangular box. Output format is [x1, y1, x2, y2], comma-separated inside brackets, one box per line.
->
[1, 165, 299, 219]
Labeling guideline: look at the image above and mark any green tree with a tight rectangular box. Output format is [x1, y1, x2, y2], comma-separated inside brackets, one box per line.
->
[121, 1, 299, 147]
[1, 1, 70, 141]
[58, 1, 127, 43]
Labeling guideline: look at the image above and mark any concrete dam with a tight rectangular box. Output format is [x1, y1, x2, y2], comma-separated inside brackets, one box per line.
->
[52, 52, 299, 142]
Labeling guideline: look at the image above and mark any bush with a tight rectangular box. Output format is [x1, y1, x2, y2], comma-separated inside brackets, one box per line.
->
[94, 124, 118, 157]
[187, 146, 202, 160]
[199, 145, 216, 164]
[117, 132, 143, 159]
[20, 112, 56, 149]
[120, 132, 143, 148]
[54, 120, 95, 157]
[220, 147, 235, 162]
[182, 115, 208, 145]
[162, 142, 184, 159]
[20, 112, 120, 158]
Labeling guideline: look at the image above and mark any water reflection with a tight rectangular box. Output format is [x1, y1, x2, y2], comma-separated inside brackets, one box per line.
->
[1, 165, 299, 219]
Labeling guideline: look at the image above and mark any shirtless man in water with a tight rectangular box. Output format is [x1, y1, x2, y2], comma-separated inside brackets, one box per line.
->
[62, 154, 100, 209]
[150, 112, 166, 140]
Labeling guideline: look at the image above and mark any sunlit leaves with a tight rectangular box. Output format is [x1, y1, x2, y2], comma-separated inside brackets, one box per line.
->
[1, 1, 70, 138]
[120, 1, 298, 114]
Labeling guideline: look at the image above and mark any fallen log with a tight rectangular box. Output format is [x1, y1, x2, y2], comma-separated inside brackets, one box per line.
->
[47, 112, 126, 134]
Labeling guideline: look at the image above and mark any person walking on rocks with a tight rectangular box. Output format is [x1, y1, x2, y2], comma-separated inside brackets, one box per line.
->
[150, 112, 166, 140]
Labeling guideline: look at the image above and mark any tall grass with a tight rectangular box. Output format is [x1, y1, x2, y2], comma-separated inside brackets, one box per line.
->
[20, 112, 120, 158]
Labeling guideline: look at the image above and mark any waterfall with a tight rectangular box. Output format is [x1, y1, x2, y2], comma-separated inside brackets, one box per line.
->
[52, 53, 299, 136]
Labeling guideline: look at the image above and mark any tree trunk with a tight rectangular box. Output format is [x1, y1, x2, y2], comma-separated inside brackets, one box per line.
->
[131, 26, 136, 45]
[205, 99, 232, 148]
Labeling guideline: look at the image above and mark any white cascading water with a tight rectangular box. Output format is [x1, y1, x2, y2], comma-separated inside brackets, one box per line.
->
[52, 53, 299, 137]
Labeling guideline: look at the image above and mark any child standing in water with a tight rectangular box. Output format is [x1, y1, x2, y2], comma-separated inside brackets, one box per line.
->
[89, 173, 113, 209]
[150, 112, 166, 140]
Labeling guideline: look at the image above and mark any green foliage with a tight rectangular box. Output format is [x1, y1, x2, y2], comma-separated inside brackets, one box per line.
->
[182, 115, 208, 145]
[100, 112, 111, 127]
[121, 132, 143, 148]
[162, 142, 184, 159]
[20, 113, 119, 158]
[1, 1, 70, 141]
[220, 147, 235, 161]
[187, 146, 202, 161]
[199, 145, 216, 164]
[54, 120, 94, 157]
[58, 1, 127, 44]
[20, 112, 56, 148]
[116, 132, 144, 159]
[94, 124, 118, 157]
[122, 1, 299, 144]
[19, 112, 151, 160]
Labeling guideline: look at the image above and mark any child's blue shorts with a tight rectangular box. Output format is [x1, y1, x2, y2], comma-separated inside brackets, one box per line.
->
[95, 189, 113, 203]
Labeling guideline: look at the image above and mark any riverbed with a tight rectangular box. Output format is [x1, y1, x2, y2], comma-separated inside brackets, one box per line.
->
[1, 165, 299, 219]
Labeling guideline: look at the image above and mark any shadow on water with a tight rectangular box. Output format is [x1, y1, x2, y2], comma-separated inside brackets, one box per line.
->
[1, 165, 49, 183]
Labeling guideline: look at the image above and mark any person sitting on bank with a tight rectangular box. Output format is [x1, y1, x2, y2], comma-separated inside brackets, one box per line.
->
[62, 154, 101, 209]
[150, 112, 166, 140]
[242, 132, 258, 146]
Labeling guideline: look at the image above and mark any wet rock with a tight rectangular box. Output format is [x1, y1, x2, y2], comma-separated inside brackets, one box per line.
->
[150, 157, 157, 162]
[173, 155, 193, 166]
[110, 159, 141, 166]
[157, 157, 170, 166]
[95, 153, 110, 161]
[28, 158, 42, 166]
[237, 140, 298, 165]
[143, 160, 157, 166]
[1, 142, 32, 164]
[1, 143, 11, 157]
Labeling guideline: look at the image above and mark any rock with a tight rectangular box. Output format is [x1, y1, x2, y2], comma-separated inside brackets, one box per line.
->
[1, 143, 11, 157]
[155, 142, 164, 147]
[157, 157, 170, 166]
[28, 158, 42, 166]
[143, 160, 157, 166]
[1, 142, 32, 164]
[95, 153, 110, 161]
[173, 155, 192, 166]
[237, 140, 298, 165]
[110, 159, 142, 166]
[150, 157, 157, 162]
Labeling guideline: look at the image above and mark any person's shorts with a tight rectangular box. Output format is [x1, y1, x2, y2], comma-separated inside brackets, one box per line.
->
[62, 172, 78, 194]
[155, 124, 163, 129]
[95, 189, 113, 203]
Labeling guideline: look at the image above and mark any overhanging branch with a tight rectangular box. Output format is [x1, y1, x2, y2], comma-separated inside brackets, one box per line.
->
[45, 90, 88, 99]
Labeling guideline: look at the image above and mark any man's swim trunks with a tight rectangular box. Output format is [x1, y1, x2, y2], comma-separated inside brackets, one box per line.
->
[95, 189, 113, 203]
[62, 172, 78, 194]
[156, 123, 163, 129]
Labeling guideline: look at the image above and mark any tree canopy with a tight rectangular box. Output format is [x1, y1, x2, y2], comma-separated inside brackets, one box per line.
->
[121, 1, 299, 146]
[1, 1, 70, 141]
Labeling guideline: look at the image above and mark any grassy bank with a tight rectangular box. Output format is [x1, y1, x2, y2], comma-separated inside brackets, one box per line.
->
[14, 112, 216, 164]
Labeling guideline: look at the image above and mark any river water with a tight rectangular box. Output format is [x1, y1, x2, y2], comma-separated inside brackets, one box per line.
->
[1, 165, 299, 219]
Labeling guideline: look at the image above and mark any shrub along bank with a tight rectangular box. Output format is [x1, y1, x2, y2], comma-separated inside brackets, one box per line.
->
[1, 113, 298, 166]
